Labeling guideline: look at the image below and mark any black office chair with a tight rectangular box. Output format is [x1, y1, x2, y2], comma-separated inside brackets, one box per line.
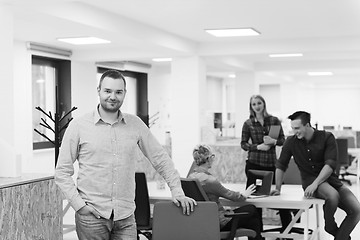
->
[339, 137, 357, 183]
[180, 178, 257, 240]
[336, 138, 352, 185]
[135, 172, 152, 240]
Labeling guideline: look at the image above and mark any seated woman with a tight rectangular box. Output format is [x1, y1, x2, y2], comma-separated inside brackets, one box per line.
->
[188, 144, 263, 240]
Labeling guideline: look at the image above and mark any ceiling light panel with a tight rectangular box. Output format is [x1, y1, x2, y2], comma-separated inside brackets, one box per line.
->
[152, 58, 172, 62]
[307, 72, 333, 76]
[269, 53, 303, 58]
[57, 37, 111, 45]
[205, 28, 260, 37]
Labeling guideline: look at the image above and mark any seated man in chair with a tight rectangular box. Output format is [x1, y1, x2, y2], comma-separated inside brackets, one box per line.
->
[188, 144, 263, 240]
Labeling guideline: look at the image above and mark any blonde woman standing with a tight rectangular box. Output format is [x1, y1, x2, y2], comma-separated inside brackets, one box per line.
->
[241, 94, 292, 234]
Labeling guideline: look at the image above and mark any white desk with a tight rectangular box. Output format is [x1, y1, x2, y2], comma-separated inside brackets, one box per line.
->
[222, 184, 324, 240]
[348, 148, 360, 185]
[148, 182, 324, 240]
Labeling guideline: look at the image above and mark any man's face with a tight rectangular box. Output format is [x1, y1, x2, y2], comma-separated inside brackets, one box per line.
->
[291, 119, 308, 139]
[98, 77, 126, 113]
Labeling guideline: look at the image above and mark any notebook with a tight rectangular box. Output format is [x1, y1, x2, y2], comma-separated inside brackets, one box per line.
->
[268, 125, 281, 139]
[246, 170, 273, 198]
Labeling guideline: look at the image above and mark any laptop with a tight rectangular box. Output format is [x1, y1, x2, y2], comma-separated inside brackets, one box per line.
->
[246, 170, 273, 198]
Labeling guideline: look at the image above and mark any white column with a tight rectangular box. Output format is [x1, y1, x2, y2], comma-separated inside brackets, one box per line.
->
[170, 56, 206, 177]
[234, 72, 256, 137]
[0, 6, 21, 177]
[0, 6, 14, 144]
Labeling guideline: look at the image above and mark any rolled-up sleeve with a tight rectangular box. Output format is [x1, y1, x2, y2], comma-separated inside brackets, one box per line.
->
[276, 137, 293, 171]
[324, 133, 338, 170]
[203, 178, 245, 202]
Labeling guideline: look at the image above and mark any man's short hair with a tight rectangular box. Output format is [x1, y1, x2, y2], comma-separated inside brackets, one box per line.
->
[98, 70, 126, 89]
[288, 111, 311, 126]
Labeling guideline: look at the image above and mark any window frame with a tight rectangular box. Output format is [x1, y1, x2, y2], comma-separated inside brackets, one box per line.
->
[32, 55, 71, 150]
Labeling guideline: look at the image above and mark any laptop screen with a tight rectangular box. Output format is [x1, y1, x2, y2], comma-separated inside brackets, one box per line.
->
[246, 170, 273, 196]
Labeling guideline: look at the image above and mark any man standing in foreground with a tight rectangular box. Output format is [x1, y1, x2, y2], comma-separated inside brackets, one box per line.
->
[55, 70, 196, 240]
[272, 111, 360, 240]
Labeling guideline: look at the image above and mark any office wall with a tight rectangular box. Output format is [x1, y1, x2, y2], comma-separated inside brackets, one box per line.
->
[280, 82, 360, 134]
[148, 65, 172, 145]
[148, 67, 226, 144]
[312, 86, 360, 130]
[10, 42, 360, 175]
[71, 61, 98, 118]
[207, 77, 223, 112]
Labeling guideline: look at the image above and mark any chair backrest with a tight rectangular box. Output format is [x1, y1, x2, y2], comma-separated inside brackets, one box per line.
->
[336, 138, 349, 165]
[152, 201, 220, 240]
[283, 158, 302, 185]
[181, 178, 209, 201]
[134, 172, 151, 227]
[181, 178, 257, 240]
[345, 136, 356, 148]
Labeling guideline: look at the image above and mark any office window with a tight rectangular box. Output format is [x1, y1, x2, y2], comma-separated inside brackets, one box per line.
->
[32, 56, 71, 150]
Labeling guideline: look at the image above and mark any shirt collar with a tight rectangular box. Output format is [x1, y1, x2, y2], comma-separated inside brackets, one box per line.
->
[250, 115, 269, 124]
[93, 105, 127, 124]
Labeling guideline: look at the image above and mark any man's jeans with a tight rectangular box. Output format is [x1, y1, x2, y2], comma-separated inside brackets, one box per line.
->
[316, 182, 360, 240]
[75, 212, 137, 240]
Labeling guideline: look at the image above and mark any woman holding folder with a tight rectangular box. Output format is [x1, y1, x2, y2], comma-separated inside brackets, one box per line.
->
[240, 94, 292, 233]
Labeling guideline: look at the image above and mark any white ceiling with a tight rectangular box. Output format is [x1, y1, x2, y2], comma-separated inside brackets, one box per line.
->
[2, 0, 360, 85]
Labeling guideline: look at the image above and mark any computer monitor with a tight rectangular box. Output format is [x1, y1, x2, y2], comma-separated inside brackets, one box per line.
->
[246, 170, 273, 196]
[323, 125, 335, 130]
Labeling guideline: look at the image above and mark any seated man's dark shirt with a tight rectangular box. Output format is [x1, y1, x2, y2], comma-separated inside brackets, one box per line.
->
[276, 129, 343, 190]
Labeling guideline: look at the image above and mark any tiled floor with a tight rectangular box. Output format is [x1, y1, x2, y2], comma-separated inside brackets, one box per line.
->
[63, 176, 360, 240]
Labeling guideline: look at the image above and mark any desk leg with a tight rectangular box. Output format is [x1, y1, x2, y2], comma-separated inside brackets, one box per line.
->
[304, 208, 309, 240]
[357, 156, 360, 186]
[310, 204, 321, 240]
[316, 204, 321, 240]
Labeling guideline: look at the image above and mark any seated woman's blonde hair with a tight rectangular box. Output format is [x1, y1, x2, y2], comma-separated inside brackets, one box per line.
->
[193, 144, 213, 166]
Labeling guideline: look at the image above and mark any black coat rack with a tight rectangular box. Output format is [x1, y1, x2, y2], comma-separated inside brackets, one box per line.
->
[33, 87, 77, 166]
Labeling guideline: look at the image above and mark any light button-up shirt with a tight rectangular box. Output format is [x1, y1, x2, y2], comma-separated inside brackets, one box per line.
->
[55, 107, 184, 220]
